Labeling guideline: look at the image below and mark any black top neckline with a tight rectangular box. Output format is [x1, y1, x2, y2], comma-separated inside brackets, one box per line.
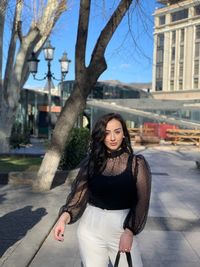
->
[107, 147, 128, 158]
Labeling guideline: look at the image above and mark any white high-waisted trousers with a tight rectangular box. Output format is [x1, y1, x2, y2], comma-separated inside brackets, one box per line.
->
[77, 204, 143, 267]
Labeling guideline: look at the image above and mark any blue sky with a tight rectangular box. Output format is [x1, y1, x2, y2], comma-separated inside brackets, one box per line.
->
[25, 0, 162, 88]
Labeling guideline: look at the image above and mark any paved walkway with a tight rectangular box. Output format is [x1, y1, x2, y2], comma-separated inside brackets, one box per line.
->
[9, 138, 46, 155]
[0, 145, 200, 267]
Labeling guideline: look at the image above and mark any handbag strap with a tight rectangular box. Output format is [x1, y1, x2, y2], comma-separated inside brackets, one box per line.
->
[114, 251, 133, 267]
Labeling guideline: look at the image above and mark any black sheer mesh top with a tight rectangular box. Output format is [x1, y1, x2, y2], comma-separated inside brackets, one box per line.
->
[59, 149, 151, 235]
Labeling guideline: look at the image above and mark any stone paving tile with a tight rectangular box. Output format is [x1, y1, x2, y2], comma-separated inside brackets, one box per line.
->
[142, 259, 200, 267]
[182, 231, 200, 258]
[145, 217, 200, 232]
[29, 223, 81, 267]
[138, 230, 200, 265]
[0, 240, 22, 266]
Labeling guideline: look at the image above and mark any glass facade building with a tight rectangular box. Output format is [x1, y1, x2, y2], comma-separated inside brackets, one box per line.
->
[18, 81, 150, 137]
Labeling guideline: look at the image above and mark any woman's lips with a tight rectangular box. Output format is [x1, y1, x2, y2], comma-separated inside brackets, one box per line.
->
[110, 143, 117, 146]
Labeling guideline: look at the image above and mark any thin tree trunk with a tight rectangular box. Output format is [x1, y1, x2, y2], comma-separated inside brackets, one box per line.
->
[33, 82, 87, 191]
[0, 102, 16, 153]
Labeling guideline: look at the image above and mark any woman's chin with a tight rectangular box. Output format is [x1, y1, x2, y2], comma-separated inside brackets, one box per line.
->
[107, 146, 121, 151]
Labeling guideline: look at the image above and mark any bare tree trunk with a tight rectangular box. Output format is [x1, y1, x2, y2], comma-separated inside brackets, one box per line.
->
[0, 109, 13, 153]
[0, 0, 8, 141]
[34, 0, 135, 191]
[33, 81, 87, 191]
[0, 0, 8, 81]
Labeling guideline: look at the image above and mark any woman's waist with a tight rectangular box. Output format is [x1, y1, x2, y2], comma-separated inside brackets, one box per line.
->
[88, 198, 133, 211]
[87, 202, 130, 214]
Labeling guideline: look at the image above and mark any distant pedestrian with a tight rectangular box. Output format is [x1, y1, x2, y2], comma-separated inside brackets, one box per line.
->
[54, 113, 151, 267]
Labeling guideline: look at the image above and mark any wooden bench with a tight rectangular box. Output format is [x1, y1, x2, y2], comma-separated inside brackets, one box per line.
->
[166, 129, 200, 148]
[128, 127, 155, 139]
[128, 127, 159, 144]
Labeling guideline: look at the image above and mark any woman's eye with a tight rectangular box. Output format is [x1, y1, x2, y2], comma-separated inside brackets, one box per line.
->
[115, 131, 121, 134]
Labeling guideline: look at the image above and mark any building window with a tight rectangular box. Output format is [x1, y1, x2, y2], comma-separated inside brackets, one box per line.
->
[156, 49, 164, 63]
[156, 64, 163, 79]
[171, 63, 175, 78]
[196, 25, 200, 40]
[155, 33, 164, 92]
[170, 80, 174, 91]
[172, 31, 176, 45]
[179, 79, 183, 90]
[171, 31, 176, 64]
[195, 43, 200, 58]
[159, 15, 165, 25]
[156, 81, 163, 91]
[171, 9, 188, 22]
[179, 62, 183, 77]
[194, 78, 199, 89]
[179, 45, 184, 61]
[171, 47, 175, 61]
[180, 29, 184, 43]
[194, 60, 199, 75]
[157, 34, 164, 47]
[194, 26, 200, 89]
[194, 5, 200, 16]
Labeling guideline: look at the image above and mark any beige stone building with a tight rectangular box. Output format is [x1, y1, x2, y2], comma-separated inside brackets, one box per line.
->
[152, 0, 200, 100]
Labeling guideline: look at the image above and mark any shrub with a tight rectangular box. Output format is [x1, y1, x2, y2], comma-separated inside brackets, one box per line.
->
[59, 127, 90, 170]
[9, 122, 30, 149]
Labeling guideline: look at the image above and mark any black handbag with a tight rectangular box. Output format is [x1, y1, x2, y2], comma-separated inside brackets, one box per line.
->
[114, 251, 133, 267]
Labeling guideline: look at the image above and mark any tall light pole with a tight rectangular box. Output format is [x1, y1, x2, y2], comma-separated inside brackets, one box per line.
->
[59, 52, 71, 107]
[28, 40, 71, 141]
[43, 40, 55, 141]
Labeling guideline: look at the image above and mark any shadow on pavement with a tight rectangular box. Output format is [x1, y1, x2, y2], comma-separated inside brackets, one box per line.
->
[0, 205, 47, 257]
[0, 192, 7, 204]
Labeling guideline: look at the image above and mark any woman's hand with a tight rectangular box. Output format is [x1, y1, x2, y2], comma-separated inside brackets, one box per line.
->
[119, 228, 133, 253]
[53, 212, 71, 241]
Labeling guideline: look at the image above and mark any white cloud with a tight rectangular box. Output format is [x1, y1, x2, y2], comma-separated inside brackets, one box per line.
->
[119, 63, 131, 69]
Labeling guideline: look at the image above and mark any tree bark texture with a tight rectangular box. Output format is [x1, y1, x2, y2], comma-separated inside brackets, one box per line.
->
[33, 82, 87, 191]
[35, 0, 135, 191]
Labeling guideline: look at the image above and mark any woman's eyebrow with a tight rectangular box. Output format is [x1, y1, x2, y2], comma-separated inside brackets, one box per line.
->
[105, 127, 122, 132]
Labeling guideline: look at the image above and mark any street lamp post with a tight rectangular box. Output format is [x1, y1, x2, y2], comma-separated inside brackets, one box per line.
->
[43, 40, 55, 141]
[59, 52, 71, 107]
[28, 40, 71, 141]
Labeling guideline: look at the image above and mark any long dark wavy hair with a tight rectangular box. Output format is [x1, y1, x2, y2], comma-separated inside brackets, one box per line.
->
[88, 113, 133, 178]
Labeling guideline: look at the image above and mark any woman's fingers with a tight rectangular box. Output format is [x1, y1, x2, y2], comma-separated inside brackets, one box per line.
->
[54, 225, 65, 241]
[119, 231, 133, 253]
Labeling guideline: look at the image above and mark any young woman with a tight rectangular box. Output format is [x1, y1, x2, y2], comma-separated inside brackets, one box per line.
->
[54, 113, 151, 267]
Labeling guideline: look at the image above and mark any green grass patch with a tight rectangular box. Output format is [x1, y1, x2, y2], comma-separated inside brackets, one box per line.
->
[0, 156, 42, 172]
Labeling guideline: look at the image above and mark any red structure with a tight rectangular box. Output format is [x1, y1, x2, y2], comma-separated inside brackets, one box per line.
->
[143, 122, 178, 139]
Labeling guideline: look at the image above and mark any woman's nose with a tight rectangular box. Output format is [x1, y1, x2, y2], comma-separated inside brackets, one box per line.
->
[110, 133, 116, 140]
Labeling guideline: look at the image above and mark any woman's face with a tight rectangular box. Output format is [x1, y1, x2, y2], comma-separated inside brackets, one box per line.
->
[104, 119, 124, 151]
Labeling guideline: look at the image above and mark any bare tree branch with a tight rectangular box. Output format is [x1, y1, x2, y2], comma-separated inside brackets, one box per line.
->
[16, 0, 23, 42]
[75, 0, 91, 75]
[0, 0, 8, 83]
[88, 0, 135, 75]
[34, 0, 67, 52]
[3, 0, 23, 95]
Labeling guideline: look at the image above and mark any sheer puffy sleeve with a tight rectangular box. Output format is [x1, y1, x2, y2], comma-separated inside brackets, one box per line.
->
[123, 154, 151, 235]
[58, 157, 89, 224]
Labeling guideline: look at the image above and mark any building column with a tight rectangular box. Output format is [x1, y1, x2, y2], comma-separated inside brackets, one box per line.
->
[184, 26, 194, 90]
[152, 34, 157, 92]
[163, 31, 170, 91]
